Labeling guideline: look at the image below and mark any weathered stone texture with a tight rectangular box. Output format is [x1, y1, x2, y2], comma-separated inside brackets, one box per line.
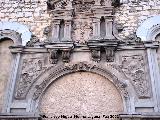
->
[40, 72, 123, 120]
[0, 0, 160, 41]
[114, 0, 160, 39]
[0, 39, 13, 112]
[0, 0, 51, 41]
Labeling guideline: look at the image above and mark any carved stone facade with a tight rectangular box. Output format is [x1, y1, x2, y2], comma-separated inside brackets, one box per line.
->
[40, 72, 123, 120]
[15, 58, 48, 99]
[121, 55, 151, 98]
[0, 0, 160, 120]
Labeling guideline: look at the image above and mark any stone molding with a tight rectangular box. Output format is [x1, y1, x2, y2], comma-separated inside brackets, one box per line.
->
[137, 15, 160, 41]
[0, 22, 31, 46]
[30, 62, 129, 102]
[120, 113, 160, 120]
[0, 29, 22, 45]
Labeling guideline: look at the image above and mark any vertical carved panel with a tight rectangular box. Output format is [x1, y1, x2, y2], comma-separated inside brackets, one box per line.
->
[15, 58, 47, 99]
[121, 55, 151, 98]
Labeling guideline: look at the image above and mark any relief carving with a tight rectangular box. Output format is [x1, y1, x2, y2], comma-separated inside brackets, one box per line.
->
[62, 50, 72, 63]
[73, 0, 95, 12]
[72, 21, 93, 44]
[105, 47, 115, 62]
[15, 58, 47, 99]
[0, 29, 22, 45]
[50, 49, 58, 64]
[91, 49, 101, 62]
[33, 62, 129, 100]
[26, 35, 40, 47]
[121, 55, 151, 98]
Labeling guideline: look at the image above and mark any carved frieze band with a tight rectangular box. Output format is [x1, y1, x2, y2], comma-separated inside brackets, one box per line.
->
[47, 0, 121, 10]
[15, 58, 48, 99]
[33, 62, 129, 100]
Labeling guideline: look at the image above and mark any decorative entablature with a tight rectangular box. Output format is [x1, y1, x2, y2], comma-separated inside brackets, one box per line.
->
[47, 0, 121, 10]
[44, 0, 123, 63]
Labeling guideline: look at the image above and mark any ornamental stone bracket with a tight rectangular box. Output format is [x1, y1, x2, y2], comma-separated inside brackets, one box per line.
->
[44, 42, 74, 64]
[87, 39, 119, 62]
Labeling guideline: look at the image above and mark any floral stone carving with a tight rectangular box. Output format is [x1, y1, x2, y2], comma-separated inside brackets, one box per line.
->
[33, 62, 129, 100]
[15, 58, 48, 99]
[121, 55, 151, 98]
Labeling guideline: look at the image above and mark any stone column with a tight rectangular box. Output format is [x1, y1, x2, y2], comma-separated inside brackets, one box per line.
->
[52, 20, 60, 42]
[63, 20, 72, 42]
[92, 18, 101, 40]
[105, 17, 115, 39]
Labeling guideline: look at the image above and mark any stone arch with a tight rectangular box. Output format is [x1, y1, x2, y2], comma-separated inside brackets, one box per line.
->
[136, 15, 160, 41]
[0, 29, 22, 45]
[27, 62, 132, 113]
[0, 22, 32, 45]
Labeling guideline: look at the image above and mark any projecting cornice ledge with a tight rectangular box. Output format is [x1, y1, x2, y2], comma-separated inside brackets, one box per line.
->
[120, 113, 160, 120]
[0, 113, 41, 120]
[87, 39, 159, 62]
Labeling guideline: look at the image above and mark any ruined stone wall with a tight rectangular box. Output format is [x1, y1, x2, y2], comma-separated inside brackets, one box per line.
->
[0, 0, 160, 41]
[115, 0, 160, 39]
[0, 0, 51, 41]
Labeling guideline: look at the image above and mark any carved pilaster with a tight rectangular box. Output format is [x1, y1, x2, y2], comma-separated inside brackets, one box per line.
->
[51, 20, 60, 42]
[62, 20, 72, 42]
[92, 18, 101, 40]
[105, 17, 115, 39]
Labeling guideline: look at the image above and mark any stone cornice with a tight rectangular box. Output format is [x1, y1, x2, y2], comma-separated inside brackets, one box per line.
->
[120, 113, 160, 119]
[0, 113, 40, 119]
[9, 41, 159, 53]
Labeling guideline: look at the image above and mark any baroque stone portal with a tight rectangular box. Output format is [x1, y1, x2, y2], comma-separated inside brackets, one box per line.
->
[40, 72, 123, 120]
